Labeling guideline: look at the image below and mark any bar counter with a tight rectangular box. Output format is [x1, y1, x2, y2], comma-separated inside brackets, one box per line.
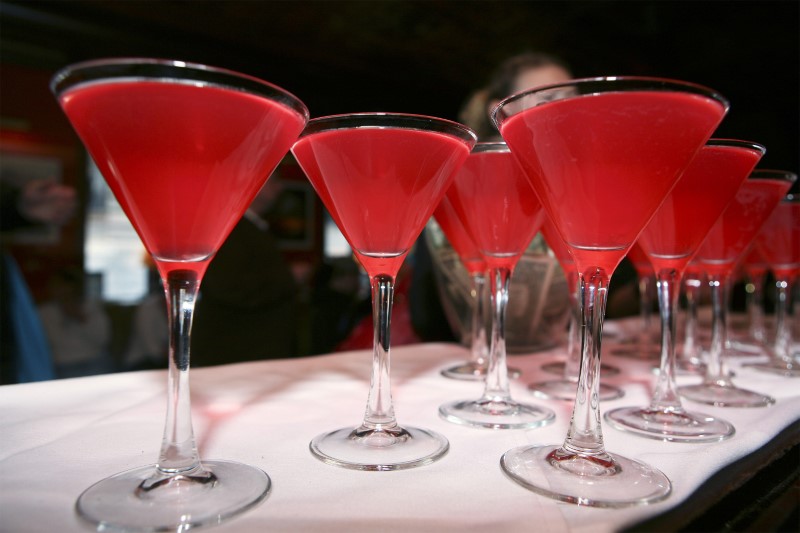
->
[1, 317, 798, 532]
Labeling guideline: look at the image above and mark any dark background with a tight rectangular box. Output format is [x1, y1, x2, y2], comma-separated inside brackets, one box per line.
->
[2, 0, 798, 171]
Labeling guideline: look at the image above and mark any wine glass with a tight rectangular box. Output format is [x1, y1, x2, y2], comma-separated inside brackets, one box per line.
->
[528, 220, 624, 401]
[52, 58, 308, 530]
[680, 170, 796, 406]
[291, 113, 476, 470]
[748, 187, 800, 376]
[432, 198, 520, 380]
[605, 139, 765, 442]
[438, 142, 556, 429]
[494, 76, 728, 506]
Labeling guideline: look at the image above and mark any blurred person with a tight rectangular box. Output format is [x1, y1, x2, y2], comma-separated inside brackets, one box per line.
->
[1, 178, 78, 383]
[37, 267, 113, 379]
[190, 168, 301, 366]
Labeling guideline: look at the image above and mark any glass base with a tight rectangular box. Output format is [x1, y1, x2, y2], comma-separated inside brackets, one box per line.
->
[500, 445, 671, 508]
[439, 398, 555, 429]
[309, 425, 448, 471]
[679, 382, 775, 407]
[605, 406, 735, 442]
[541, 361, 620, 377]
[528, 380, 624, 401]
[440, 361, 521, 381]
[744, 361, 800, 377]
[76, 460, 270, 531]
[676, 358, 706, 375]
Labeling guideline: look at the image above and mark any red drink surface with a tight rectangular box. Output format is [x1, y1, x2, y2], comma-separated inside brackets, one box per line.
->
[756, 201, 800, 279]
[445, 149, 545, 270]
[433, 197, 486, 274]
[60, 80, 305, 276]
[500, 91, 725, 273]
[696, 179, 793, 277]
[637, 144, 762, 273]
[292, 127, 471, 278]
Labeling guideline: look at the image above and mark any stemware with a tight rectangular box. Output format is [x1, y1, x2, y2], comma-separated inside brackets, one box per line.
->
[432, 198, 521, 380]
[748, 187, 800, 376]
[438, 142, 555, 429]
[291, 113, 476, 470]
[681, 170, 796, 406]
[731, 245, 770, 352]
[494, 76, 728, 506]
[605, 139, 765, 442]
[52, 58, 308, 530]
[528, 220, 624, 401]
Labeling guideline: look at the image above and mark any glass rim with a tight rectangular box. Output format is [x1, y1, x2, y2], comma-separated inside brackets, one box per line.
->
[50, 57, 310, 121]
[297, 112, 477, 144]
[472, 141, 510, 154]
[706, 138, 766, 155]
[748, 169, 798, 183]
[491, 75, 730, 128]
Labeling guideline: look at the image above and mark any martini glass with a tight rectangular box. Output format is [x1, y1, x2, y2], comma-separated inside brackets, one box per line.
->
[529, 220, 624, 401]
[613, 244, 661, 359]
[438, 142, 555, 429]
[432, 198, 521, 380]
[749, 187, 800, 376]
[494, 76, 728, 507]
[52, 58, 308, 530]
[605, 139, 764, 442]
[291, 113, 476, 469]
[681, 170, 796, 406]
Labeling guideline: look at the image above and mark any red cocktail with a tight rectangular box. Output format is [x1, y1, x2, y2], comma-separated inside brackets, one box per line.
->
[682, 170, 796, 406]
[606, 139, 765, 442]
[53, 58, 308, 531]
[750, 184, 800, 376]
[292, 113, 476, 470]
[494, 77, 728, 507]
[438, 142, 554, 429]
[432, 197, 498, 380]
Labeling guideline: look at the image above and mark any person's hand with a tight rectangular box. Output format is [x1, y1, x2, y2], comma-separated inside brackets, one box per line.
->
[18, 179, 77, 226]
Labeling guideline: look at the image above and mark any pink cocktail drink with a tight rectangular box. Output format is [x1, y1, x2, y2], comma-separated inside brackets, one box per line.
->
[438, 142, 554, 429]
[752, 186, 800, 375]
[606, 139, 764, 442]
[292, 113, 476, 471]
[494, 77, 728, 507]
[61, 79, 305, 278]
[682, 171, 796, 406]
[433, 197, 492, 380]
[53, 58, 308, 531]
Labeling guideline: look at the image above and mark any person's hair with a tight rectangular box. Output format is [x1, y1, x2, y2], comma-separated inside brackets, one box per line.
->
[459, 51, 572, 140]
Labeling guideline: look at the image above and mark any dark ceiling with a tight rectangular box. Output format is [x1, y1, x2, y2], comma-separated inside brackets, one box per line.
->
[1, 0, 798, 171]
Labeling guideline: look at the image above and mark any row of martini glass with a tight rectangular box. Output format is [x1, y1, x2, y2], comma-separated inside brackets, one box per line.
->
[51, 58, 797, 531]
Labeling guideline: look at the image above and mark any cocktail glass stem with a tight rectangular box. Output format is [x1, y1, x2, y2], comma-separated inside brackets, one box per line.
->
[469, 272, 489, 368]
[679, 273, 775, 406]
[483, 267, 512, 402]
[639, 272, 655, 335]
[771, 278, 795, 365]
[706, 275, 730, 384]
[650, 269, 681, 411]
[363, 274, 398, 429]
[556, 267, 611, 464]
[680, 275, 704, 368]
[140, 268, 212, 490]
[747, 271, 767, 344]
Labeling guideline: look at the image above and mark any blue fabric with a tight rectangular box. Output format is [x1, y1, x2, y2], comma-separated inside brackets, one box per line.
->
[3, 254, 55, 382]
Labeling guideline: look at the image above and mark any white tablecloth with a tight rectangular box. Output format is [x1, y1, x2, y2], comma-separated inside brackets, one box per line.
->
[1, 318, 798, 532]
